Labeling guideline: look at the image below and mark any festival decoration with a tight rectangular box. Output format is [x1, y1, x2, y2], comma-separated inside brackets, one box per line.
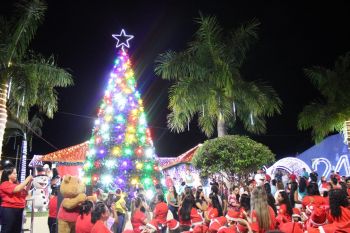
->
[83, 29, 162, 197]
[31, 169, 49, 212]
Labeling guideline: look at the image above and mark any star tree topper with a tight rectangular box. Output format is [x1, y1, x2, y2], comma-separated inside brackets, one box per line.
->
[112, 29, 134, 51]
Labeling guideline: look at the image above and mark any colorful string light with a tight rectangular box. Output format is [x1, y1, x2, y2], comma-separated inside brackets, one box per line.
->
[83, 31, 162, 196]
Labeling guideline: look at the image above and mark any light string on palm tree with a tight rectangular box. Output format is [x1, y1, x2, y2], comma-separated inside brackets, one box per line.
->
[232, 101, 236, 120]
[7, 77, 12, 99]
[250, 112, 254, 126]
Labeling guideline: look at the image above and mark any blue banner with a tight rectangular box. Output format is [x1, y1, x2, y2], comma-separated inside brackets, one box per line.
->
[298, 134, 350, 178]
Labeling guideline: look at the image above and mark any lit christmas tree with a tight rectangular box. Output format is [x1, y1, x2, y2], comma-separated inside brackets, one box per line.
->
[83, 29, 162, 198]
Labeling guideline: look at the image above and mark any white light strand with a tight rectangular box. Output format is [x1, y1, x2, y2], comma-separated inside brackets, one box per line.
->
[7, 77, 12, 99]
[250, 113, 254, 126]
[20, 138, 27, 183]
[232, 102, 236, 120]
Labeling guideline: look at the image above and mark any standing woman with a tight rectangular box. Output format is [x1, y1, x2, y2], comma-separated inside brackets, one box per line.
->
[0, 166, 33, 233]
[228, 186, 240, 212]
[115, 189, 127, 233]
[288, 181, 299, 208]
[167, 186, 179, 220]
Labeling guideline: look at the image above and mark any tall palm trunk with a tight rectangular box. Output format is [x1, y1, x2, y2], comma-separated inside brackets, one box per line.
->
[217, 112, 227, 137]
[20, 133, 27, 183]
[0, 82, 8, 160]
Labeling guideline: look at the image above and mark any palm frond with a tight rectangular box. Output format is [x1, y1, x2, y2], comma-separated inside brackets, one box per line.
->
[6, 0, 47, 63]
[155, 14, 280, 137]
[198, 113, 216, 137]
[229, 18, 260, 67]
[298, 102, 346, 142]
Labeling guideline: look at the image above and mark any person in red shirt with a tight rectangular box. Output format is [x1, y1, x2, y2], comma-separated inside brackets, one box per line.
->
[328, 188, 350, 224]
[48, 188, 58, 233]
[302, 182, 326, 209]
[0, 166, 33, 233]
[276, 190, 293, 224]
[131, 197, 147, 233]
[91, 202, 112, 233]
[75, 200, 94, 233]
[248, 186, 276, 233]
[153, 194, 168, 233]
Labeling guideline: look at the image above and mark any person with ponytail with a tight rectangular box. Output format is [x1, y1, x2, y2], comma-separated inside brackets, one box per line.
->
[203, 186, 223, 224]
[75, 200, 94, 233]
[0, 166, 33, 233]
[91, 202, 112, 233]
[131, 197, 148, 233]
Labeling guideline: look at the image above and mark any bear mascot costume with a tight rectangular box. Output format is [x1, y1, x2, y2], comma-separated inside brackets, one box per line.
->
[57, 175, 95, 233]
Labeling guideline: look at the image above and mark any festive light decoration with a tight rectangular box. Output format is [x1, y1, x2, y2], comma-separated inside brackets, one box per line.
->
[83, 30, 162, 195]
[41, 142, 89, 162]
[112, 29, 134, 51]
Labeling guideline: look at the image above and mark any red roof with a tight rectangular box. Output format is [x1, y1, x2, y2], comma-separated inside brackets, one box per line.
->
[42, 141, 88, 162]
[160, 144, 201, 169]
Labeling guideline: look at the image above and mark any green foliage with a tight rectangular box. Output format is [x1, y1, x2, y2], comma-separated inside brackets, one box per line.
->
[0, 1, 73, 123]
[192, 135, 275, 178]
[5, 113, 43, 151]
[298, 52, 350, 142]
[155, 15, 281, 137]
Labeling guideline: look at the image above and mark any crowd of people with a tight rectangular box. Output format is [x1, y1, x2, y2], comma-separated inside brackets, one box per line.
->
[1, 160, 350, 233]
[117, 168, 350, 233]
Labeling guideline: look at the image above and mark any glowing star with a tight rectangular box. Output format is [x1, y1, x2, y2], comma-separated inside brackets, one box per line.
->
[112, 29, 134, 51]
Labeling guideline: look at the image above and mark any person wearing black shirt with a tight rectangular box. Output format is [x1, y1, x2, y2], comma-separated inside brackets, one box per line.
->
[310, 169, 318, 182]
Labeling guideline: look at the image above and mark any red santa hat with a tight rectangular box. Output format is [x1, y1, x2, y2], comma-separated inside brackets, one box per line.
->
[309, 207, 328, 227]
[225, 210, 240, 222]
[191, 215, 204, 226]
[292, 207, 301, 218]
[209, 217, 227, 233]
[279, 222, 303, 233]
[193, 225, 209, 233]
[167, 219, 179, 230]
[146, 219, 159, 232]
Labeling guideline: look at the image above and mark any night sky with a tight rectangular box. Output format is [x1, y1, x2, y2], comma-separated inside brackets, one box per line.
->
[2, 1, 350, 161]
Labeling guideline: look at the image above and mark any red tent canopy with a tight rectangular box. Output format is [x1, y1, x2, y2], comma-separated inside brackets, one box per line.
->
[159, 144, 201, 170]
[41, 142, 88, 176]
[42, 142, 88, 163]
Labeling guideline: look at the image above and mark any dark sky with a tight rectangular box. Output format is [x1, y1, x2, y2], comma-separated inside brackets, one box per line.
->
[2, 1, 350, 161]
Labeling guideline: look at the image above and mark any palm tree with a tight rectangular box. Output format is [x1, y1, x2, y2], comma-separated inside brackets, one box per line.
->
[155, 15, 281, 137]
[298, 52, 350, 144]
[5, 114, 43, 182]
[0, 0, 73, 159]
